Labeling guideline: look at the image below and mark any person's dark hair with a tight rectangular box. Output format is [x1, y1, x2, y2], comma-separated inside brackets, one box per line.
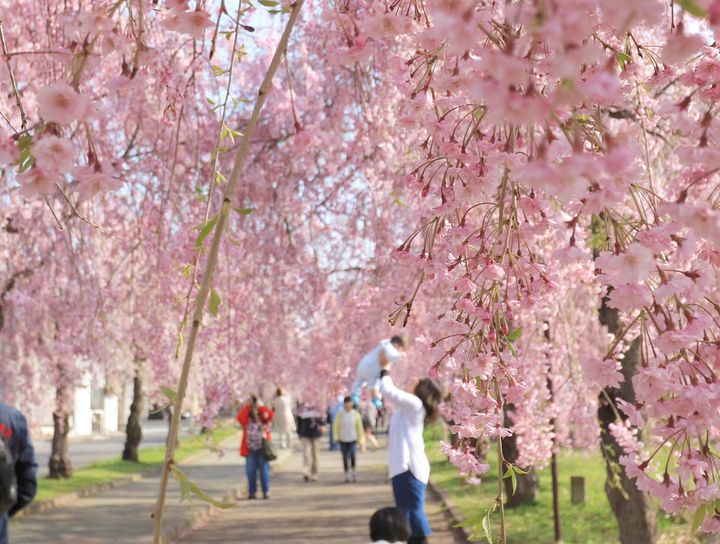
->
[390, 335, 406, 349]
[275, 387, 283, 397]
[414, 378, 442, 425]
[249, 404, 259, 423]
[369, 506, 410, 542]
[250, 394, 258, 405]
[343, 396, 352, 404]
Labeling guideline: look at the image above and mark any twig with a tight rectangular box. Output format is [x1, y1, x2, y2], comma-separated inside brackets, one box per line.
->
[45, 197, 65, 230]
[494, 378, 507, 544]
[54, 183, 120, 238]
[177, 0, 244, 341]
[0, 18, 28, 130]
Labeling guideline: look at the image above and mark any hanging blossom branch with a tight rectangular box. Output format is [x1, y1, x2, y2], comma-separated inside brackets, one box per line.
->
[176, 0, 246, 354]
[151, 1, 306, 541]
[0, 17, 27, 131]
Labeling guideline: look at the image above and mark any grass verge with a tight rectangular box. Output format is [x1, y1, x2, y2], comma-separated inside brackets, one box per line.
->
[425, 424, 695, 543]
[36, 425, 238, 503]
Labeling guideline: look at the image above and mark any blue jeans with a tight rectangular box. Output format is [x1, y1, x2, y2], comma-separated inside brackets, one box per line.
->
[339, 441, 356, 471]
[246, 449, 270, 496]
[392, 470, 432, 538]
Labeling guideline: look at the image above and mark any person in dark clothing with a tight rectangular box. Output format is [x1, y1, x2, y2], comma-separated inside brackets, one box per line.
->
[296, 403, 326, 481]
[0, 403, 37, 544]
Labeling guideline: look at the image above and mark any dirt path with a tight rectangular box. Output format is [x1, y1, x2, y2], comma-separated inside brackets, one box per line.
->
[179, 437, 467, 543]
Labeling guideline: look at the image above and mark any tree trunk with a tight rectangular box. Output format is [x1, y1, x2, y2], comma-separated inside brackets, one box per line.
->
[502, 405, 539, 508]
[49, 386, 73, 479]
[122, 363, 144, 462]
[598, 293, 657, 544]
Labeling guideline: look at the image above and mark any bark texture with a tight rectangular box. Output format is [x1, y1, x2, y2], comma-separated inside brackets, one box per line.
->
[122, 362, 144, 462]
[598, 294, 657, 544]
[49, 386, 73, 479]
[502, 405, 539, 508]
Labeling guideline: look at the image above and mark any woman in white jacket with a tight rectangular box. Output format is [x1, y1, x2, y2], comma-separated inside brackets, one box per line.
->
[379, 368, 442, 544]
[272, 387, 296, 449]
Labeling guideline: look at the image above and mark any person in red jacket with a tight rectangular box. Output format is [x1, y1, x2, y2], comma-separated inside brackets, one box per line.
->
[236, 395, 274, 499]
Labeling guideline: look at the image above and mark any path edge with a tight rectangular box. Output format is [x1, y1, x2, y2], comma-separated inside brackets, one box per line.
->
[16, 431, 241, 519]
[427, 478, 472, 543]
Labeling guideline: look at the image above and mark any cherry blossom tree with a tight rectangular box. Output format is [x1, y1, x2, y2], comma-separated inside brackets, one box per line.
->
[6, 1, 720, 543]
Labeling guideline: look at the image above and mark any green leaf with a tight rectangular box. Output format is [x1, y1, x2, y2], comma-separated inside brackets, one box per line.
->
[161, 386, 177, 402]
[212, 64, 227, 77]
[615, 51, 633, 70]
[481, 512, 493, 543]
[195, 216, 219, 248]
[220, 124, 243, 143]
[171, 465, 235, 509]
[208, 288, 221, 317]
[17, 134, 34, 172]
[506, 327, 522, 343]
[175, 330, 184, 359]
[678, 0, 708, 17]
[258, 0, 278, 6]
[180, 264, 193, 278]
[233, 207, 254, 215]
[503, 464, 518, 496]
[692, 504, 707, 534]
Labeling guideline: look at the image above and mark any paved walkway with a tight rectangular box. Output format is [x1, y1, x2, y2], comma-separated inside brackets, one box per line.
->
[179, 437, 466, 544]
[12, 435, 248, 544]
[11, 435, 465, 544]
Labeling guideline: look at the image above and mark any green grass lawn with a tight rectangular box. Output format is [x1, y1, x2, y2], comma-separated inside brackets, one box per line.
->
[425, 424, 695, 544]
[36, 425, 238, 502]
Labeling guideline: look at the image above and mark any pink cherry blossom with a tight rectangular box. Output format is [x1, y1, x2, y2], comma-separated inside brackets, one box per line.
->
[596, 244, 656, 285]
[32, 136, 74, 174]
[582, 357, 624, 389]
[363, 13, 415, 40]
[293, 128, 313, 152]
[0, 133, 19, 165]
[161, 10, 213, 40]
[36, 82, 88, 124]
[74, 165, 120, 198]
[662, 33, 707, 65]
[16, 168, 58, 196]
[606, 283, 652, 312]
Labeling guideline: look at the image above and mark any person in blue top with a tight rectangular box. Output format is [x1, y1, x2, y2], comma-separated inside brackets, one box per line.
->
[326, 396, 343, 451]
[0, 402, 37, 544]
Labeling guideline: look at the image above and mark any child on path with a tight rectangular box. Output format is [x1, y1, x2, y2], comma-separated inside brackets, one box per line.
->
[352, 336, 406, 399]
[367, 506, 411, 544]
[332, 396, 364, 482]
[379, 368, 442, 544]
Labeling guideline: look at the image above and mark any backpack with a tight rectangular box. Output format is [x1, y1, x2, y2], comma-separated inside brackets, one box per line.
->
[0, 427, 17, 514]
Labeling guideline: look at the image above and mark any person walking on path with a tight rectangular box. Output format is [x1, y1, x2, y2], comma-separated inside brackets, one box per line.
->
[236, 396, 274, 499]
[296, 403, 325, 482]
[272, 387, 295, 450]
[360, 399, 380, 453]
[379, 368, 442, 544]
[352, 336, 407, 399]
[0, 402, 37, 544]
[326, 395, 343, 451]
[332, 396, 364, 483]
